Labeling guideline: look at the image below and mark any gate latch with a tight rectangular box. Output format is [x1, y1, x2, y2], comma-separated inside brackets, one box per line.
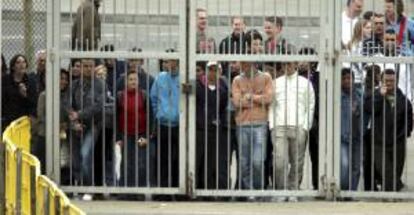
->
[182, 82, 193, 94]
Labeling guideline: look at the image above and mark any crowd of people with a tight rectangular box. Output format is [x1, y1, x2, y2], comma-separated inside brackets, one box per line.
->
[1, 0, 414, 202]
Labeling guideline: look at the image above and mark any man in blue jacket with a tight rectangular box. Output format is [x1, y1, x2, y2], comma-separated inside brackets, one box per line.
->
[150, 50, 180, 187]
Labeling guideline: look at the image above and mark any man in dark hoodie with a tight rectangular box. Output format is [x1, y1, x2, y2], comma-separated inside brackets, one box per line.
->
[72, 0, 101, 51]
[365, 68, 413, 191]
[69, 58, 105, 198]
[219, 16, 246, 54]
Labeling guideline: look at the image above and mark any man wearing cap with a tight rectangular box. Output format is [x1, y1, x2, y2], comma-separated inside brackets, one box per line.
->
[72, 0, 101, 51]
[195, 61, 229, 189]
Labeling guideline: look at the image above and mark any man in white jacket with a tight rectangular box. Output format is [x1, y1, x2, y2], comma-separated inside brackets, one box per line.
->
[269, 61, 315, 200]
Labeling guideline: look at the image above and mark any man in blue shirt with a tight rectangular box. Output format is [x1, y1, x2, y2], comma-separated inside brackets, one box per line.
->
[150, 50, 180, 187]
[340, 68, 363, 191]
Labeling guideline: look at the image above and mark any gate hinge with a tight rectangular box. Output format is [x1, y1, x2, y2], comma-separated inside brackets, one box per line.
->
[48, 49, 56, 63]
[186, 172, 195, 199]
[321, 175, 340, 201]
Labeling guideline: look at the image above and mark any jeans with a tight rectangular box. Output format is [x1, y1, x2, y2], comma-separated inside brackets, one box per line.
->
[341, 138, 361, 190]
[272, 127, 308, 190]
[236, 124, 267, 190]
[72, 128, 97, 186]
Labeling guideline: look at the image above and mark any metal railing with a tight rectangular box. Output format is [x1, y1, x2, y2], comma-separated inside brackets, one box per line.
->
[2, 0, 414, 202]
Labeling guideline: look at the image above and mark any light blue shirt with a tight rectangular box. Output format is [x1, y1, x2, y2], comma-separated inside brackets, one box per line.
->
[150, 71, 180, 127]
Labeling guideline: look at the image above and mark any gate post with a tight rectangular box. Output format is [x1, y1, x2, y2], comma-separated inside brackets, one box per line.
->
[185, 0, 197, 200]
[318, 0, 341, 200]
[46, 0, 62, 183]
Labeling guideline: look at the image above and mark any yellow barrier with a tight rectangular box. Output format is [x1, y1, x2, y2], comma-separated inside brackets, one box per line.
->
[53, 188, 70, 215]
[36, 175, 55, 215]
[20, 151, 41, 215]
[2, 116, 85, 215]
[3, 116, 32, 153]
[4, 141, 17, 215]
[67, 204, 86, 215]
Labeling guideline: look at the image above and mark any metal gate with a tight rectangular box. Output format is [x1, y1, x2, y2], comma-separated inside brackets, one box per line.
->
[31, 0, 414, 201]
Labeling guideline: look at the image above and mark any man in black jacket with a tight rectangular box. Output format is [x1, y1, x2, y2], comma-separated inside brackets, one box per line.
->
[219, 16, 246, 54]
[366, 68, 413, 191]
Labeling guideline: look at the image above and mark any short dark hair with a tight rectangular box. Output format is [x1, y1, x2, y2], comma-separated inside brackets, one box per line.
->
[70, 58, 81, 67]
[265, 16, 283, 28]
[365, 64, 381, 77]
[385, 28, 396, 35]
[363, 11, 374, 20]
[126, 70, 137, 78]
[384, 68, 396, 75]
[385, 0, 404, 17]
[244, 29, 263, 48]
[347, 0, 352, 7]
[341, 67, 352, 77]
[196, 61, 207, 71]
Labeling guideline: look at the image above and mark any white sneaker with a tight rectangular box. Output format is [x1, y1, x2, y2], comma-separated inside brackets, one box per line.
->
[288, 196, 298, 202]
[82, 194, 93, 201]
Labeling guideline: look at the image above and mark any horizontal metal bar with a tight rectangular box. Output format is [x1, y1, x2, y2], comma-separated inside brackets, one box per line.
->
[195, 54, 320, 62]
[194, 190, 319, 197]
[340, 191, 414, 200]
[339, 56, 414, 64]
[2, 10, 320, 27]
[60, 186, 184, 195]
[60, 51, 181, 59]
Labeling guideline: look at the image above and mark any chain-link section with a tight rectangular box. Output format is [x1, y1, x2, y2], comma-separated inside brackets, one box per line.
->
[2, 0, 46, 71]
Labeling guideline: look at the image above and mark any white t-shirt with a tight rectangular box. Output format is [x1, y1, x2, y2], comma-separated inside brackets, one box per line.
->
[342, 11, 359, 46]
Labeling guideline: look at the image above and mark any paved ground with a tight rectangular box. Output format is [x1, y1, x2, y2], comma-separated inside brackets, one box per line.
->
[74, 201, 414, 215]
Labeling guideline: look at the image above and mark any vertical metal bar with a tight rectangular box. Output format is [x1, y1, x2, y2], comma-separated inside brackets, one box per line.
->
[135, 67, 139, 187]
[102, 77, 106, 186]
[146, 59, 150, 188]
[15, 150, 22, 215]
[113, 0, 117, 47]
[317, 0, 333, 195]
[123, 62, 128, 187]
[179, 0, 189, 192]
[91, 67, 96, 186]
[46, 0, 55, 180]
[53, 0, 62, 183]
[330, 0, 342, 193]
